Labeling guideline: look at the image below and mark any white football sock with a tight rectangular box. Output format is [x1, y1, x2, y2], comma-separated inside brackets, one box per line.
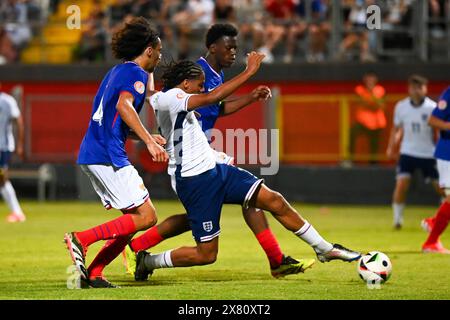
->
[295, 221, 333, 254]
[144, 250, 174, 269]
[1, 181, 24, 216]
[392, 203, 405, 226]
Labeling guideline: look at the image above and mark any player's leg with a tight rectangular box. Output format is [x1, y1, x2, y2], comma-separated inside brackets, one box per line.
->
[72, 197, 157, 251]
[134, 169, 225, 280]
[422, 194, 450, 253]
[422, 159, 450, 254]
[250, 183, 360, 262]
[242, 207, 282, 268]
[392, 155, 414, 229]
[135, 238, 219, 281]
[122, 174, 192, 274]
[0, 152, 25, 222]
[221, 164, 360, 263]
[85, 235, 132, 288]
[129, 213, 190, 253]
[421, 159, 444, 232]
[121, 213, 191, 275]
[243, 206, 310, 278]
[392, 176, 410, 229]
[86, 201, 167, 288]
[64, 165, 158, 280]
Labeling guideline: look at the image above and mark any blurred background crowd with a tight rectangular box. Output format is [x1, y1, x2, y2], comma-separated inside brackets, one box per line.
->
[0, 0, 449, 65]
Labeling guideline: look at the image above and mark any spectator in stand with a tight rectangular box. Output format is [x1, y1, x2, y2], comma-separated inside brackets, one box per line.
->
[283, 0, 331, 63]
[259, 0, 296, 64]
[336, 0, 376, 63]
[109, 0, 133, 25]
[233, 0, 265, 60]
[378, 0, 413, 53]
[0, 0, 32, 63]
[131, 0, 162, 20]
[214, 0, 236, 23]
[75, 1, 107, 62]
[156, 0, 186, 53]
[0, 25, 17, 64]
[172, 0, 215, 59]
[428, 0, 448, 39]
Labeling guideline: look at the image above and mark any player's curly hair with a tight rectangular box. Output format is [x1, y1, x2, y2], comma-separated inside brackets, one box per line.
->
[161, 60, 204, 90]
[205, 23, 238, 48]
[111, 16, 159, 61]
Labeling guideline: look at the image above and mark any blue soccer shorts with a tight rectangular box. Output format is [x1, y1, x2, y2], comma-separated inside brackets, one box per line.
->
[175, 163, 263, 243]
[0, 151, 11, 169]
[396, 154, 438, 182]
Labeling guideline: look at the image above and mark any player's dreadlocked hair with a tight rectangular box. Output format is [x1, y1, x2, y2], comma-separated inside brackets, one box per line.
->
[111, 16, 159, 61]
[205, 23, 238, 48]
[161, 60, 204, 90]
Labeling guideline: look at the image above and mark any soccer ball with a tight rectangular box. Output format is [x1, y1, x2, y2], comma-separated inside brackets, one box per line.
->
[357, 251, 392, 285]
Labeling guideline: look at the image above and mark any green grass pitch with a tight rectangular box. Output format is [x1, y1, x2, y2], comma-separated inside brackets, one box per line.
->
[1, 200, 449, 300]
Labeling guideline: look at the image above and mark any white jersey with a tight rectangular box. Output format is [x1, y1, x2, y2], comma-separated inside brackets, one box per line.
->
[0, 92, 20, 152]
[150, 88, 216, 177]
[393, 97, 436, 158]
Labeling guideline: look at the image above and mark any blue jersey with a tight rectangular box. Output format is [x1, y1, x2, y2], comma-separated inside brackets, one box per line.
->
[196, 57, 225, 139]
[77, 62, 148, 168]
[433, 86, 450, 161]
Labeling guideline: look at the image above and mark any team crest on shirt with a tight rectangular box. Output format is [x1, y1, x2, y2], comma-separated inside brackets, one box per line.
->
[422, 114, 428, 121]
[203, 221, 213, 232]
[438, 100, 447, 110]
[134, 81, 145, 94]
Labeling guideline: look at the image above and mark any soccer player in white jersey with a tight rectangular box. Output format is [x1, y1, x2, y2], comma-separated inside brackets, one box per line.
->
[133, 57, 361, 280]
[123, 24, 304, 279]
[0, 84, 26, 223]
[386, 75, 443, 230]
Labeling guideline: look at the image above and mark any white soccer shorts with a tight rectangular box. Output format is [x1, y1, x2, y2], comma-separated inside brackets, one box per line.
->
[80, 164, 149, 211]
[437, 159, 450, 193]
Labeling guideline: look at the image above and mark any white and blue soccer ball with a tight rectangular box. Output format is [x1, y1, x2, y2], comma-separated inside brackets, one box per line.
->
[357, 251, 392, 285]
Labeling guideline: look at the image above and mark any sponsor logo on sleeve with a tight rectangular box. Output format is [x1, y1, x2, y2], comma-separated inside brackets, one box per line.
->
[176, 93, 185, 99]
[134, 81, 145, 94]
[438, 100, 447, 110]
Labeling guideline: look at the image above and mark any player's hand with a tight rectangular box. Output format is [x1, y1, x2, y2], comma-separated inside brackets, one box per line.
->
[245, 51, 265, 76]
[147, 141, 168, 162]
[251, 86, 272, 101]
[16, 144, 24, 160]
[386, 147, 398, 161]
[152, 134, 166, 146]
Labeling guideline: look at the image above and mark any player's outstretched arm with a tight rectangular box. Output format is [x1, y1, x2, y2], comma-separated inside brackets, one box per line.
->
[219, 86, 272, 117]
[187, 51, 265, 111]
[428, 115, 450, 131]
[117, 91, 168, 162]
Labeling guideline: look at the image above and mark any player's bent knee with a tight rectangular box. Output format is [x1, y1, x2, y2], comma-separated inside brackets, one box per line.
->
[268, 191, 286, 212]
[143, 214, 158, 228]
[196, 251, 217, 265]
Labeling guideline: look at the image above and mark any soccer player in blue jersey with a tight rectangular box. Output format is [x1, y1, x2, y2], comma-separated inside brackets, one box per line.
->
[63, 17, 169, 288]
[421, 86, 450, 254]
[124, 24, 304, 278]
[133, 58, 361, 280]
